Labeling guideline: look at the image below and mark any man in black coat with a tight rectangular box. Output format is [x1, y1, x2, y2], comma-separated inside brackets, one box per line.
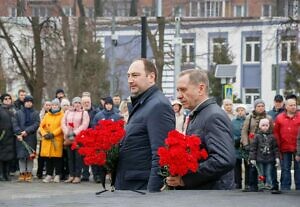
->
[115, 58, 175, 192]
[166, 69, 236, 190]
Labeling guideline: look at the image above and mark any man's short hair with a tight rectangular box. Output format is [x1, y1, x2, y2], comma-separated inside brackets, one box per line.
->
[135, 58, 158, 82]
[178, 69, 209, 93]
[18, 89, 26, 94]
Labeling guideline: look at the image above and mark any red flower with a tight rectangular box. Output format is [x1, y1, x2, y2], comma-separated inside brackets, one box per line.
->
[248, 133, 255, 139]
[158, 130, 208, 177]
[68, 122, 75, 128]
[258, 175, 265, 182]
[29, 151, 36, 160]
[73, 120, 125, 171]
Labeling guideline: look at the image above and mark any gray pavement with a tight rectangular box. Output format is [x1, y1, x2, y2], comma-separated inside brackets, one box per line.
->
[0, 179, 300, 207]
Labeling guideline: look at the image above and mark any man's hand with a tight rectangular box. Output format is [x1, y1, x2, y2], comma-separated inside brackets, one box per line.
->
[166, 176, 185, 187]
[21, 131, 27, 137]
[250, 160, 256, 166]
[296, 155, 300, 162]
[275, 158, 280, 167]
[17, 135, 23, 141]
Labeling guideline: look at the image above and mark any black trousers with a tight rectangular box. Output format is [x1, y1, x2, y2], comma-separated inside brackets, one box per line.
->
[45, 157, 62, 176]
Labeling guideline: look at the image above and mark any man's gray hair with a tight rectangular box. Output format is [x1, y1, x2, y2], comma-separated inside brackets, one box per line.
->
[178, 69, 209, 93]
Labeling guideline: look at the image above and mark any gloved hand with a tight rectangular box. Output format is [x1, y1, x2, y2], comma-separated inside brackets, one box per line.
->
[67, 132, 76, 140]
[250, 160, 256, 166]
[44, 133, 54, 140]
[275, 158, 280, 167]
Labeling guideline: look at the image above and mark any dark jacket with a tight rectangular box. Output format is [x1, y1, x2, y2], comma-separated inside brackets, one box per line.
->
[181, 98, 236, 190]
[12, 107, 40, 159]
[13, 99, 24, 111]
[0, 105, 16, 161]
[92, 108, 121, 127]
[232, 116, 245, 159]
[267, 107, 284, 121]
[115, 86, 175, 192]
[249, 131, 279, 163]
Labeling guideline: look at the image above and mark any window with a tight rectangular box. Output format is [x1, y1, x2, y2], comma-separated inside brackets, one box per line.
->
[262, 4, 272, 17]
[142, 7, 153, 16]
[245, 89, 260, 105]
[190, 0, 224, 17]
[212, 37, 226, 63]
[280, 36, 297, 62]
[32, 7, 50, 17]
[85, 7, 94, 18]
[244, 37, 260, 63]
[9, 7, 17, 17]
[182, 39, 195, 64]
[234, 5, 245, 17]
[63, 7, 72, 16]
[173, 5, 186, 16]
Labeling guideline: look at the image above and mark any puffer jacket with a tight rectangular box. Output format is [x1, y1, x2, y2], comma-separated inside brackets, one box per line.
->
[274, 111, 300, 153]
[39, 109, 64, 157]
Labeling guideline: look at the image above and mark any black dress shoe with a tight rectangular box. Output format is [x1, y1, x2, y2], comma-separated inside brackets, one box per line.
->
[271, 189, 282, 194]
[81, 177, 89, 182]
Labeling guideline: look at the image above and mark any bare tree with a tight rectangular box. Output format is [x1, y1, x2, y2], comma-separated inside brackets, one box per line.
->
[147, 17, 165, 90]
[0, 56, 6, 93]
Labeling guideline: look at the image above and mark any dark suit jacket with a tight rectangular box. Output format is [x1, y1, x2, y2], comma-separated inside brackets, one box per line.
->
[115, 85, 175, 192]
[181, 98, 236, 190]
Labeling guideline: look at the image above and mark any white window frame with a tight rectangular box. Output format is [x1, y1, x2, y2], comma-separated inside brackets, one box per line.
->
[244, 37, 260, 63]
[279, 36, 297, 62]
[182, 39, 195, 64]
[63, 7, 72, 16]
[142, 7, 152, 16]
[193, 1, 224, 17]
[32, 7, 50, 17]
[9, 7, 17, 17]
[262, 4, 272, 17]
[234, 5, 245, 17]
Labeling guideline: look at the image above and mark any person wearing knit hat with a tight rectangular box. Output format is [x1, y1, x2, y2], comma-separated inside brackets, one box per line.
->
[60, 98, 70, 112]
[51, 98, 60, 106]
[24, 95, 34, 103]
[104, 96, 113, 105]
[72, 97, 81, 105]
[0, 93, 12, 103]
[249, 117, 280, 191]
[171, 100, 184, 133]
[253, 99, 265, 109]
[55, 89, 65, 101]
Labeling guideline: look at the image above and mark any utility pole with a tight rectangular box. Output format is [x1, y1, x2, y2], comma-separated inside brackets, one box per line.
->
[156, 0, 162, 17]
[110, 6, 117, 96]
[173, 16, 182, 99]
[141, 16, 147, 58]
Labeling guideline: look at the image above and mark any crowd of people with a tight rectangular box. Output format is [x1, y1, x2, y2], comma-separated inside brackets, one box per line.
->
[0, 58, 299, 194]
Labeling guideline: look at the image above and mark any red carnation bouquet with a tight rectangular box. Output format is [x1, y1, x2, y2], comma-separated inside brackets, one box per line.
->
[72, 119, 125, 167]
[72, 120, 125, 193]
[157, 130, 208, 190]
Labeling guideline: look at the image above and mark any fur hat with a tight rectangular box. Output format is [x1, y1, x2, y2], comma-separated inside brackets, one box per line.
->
[259, 118, 269, 128]
[171, 100, 182, 106]
[235, 104, 247, 112]
[72, 97, 81, 105]
[253, 99, 265, 108]
[51, 98, 60, 106]
[24, 95, 34, 103]
[55, 88, 64, 95]
[0, 93, 12, 102]
[104, 97, 113, 105]
[60, 98, 70, 106]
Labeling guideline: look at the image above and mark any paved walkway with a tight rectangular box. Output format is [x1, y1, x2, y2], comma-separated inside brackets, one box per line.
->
[0, 179, 299, 207]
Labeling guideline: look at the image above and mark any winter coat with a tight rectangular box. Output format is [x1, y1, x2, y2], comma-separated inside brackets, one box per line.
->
[241, 111, 273, 147]
[232, 116, 245, 159]
[180, 98, 236, 190]
[267, 107, 285, 121]
[273, 111, 300, 153]
[297, 128, 300, 156]
[92, 109, 121, 127]
[0, 105, 16, 161]
[115, 85, 175, 192]
[12, 107, 40, 159]
[61, 108, 90, 138]
[249, 131, 279, 163]
[39, 109, 64, 157]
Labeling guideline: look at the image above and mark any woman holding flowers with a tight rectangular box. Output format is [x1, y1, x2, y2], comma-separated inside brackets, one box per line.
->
[61, 97, 89, 184]
[169, 69, 235, 190]
[39, 99, 64, 183]
[12, 95, 40, 182]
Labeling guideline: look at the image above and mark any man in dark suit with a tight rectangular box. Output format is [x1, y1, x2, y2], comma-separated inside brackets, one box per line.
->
[115, 58, 175, 192]
[166, 69, 236, 190]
